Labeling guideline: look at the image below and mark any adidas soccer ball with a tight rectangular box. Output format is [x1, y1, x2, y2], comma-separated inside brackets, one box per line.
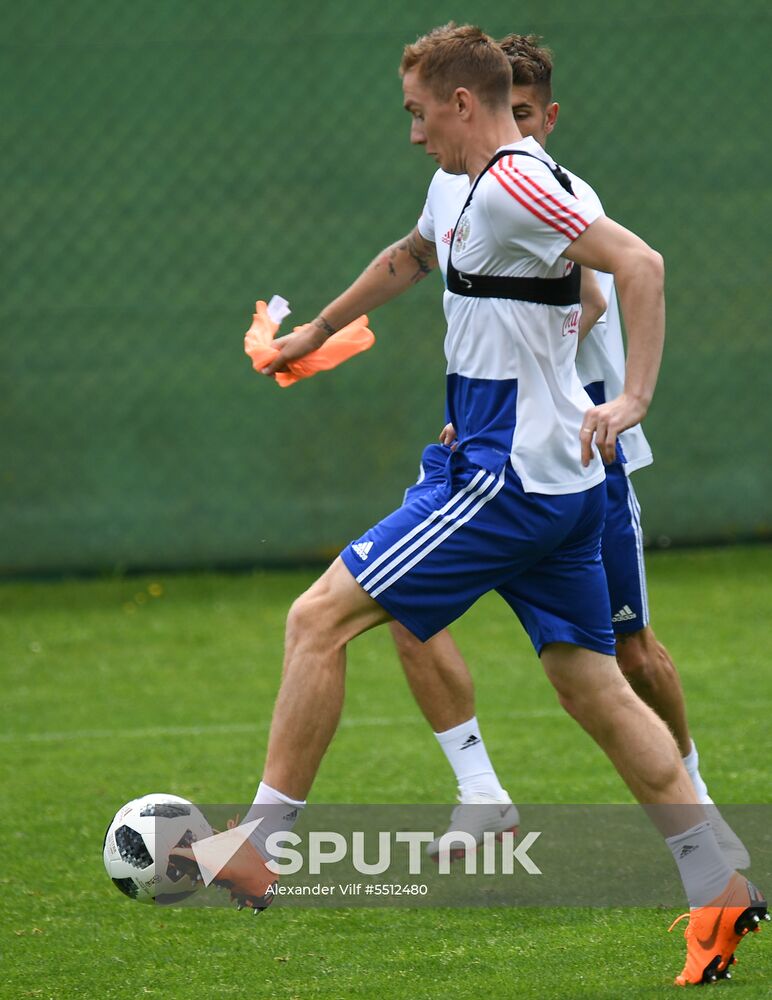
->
[103, 793, 213, 904]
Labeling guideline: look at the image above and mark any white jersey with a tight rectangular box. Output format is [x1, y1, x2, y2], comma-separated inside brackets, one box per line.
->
[417, 137, 604, 495]
[418, 138, 652, 493]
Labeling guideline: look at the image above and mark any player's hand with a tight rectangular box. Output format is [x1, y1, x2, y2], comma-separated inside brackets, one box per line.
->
[580, 393, 648, 466]
[439, 423, 457, 448]
[261, 322, 329, 376]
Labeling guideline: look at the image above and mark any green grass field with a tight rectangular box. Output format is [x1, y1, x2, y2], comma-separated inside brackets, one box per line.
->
[2, 546, 770, 999]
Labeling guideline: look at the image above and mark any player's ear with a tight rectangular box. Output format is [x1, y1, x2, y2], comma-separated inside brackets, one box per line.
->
[454, 87, 474, 120]
[545, 101, 559, 135]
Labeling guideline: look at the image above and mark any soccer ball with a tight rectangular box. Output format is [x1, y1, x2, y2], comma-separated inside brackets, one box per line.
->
[103, 793, 213, 904]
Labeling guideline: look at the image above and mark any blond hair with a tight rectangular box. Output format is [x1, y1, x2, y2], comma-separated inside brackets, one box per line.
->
[400, 23, 512, 109]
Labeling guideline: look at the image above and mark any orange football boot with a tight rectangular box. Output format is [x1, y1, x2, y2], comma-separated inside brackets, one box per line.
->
[205, 836, 278, 913]
[669, 872, 768, 985]
[169, 833, 278, 914]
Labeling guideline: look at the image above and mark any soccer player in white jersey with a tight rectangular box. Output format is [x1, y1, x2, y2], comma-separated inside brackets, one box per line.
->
[176, 25, 766, 986]
[388, 33, 749, 872]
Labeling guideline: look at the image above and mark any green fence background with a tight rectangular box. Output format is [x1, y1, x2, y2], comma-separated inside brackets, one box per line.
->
[2, 1, 770, 575]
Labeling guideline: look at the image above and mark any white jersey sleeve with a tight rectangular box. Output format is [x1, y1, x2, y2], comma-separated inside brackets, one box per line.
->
[480, 150, 601, 269]
[417, 186, 435, 243]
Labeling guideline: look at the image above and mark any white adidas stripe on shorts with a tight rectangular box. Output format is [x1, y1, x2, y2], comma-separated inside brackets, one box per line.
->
[356, 467, 506, 600]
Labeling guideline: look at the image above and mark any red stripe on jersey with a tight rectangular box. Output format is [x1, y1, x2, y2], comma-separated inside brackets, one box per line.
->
[490, 166, 580, 241]
[501, 157, 590, 232]
[493, 157, 589, 240]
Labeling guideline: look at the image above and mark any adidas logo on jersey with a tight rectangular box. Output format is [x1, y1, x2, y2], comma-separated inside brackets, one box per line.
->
[441, 228, 453, 245]
[611, 604, 637, 623]
[352, 541, 373, 561]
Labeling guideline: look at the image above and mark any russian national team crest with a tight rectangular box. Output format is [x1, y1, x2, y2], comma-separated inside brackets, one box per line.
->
[454, 214, 471, 252]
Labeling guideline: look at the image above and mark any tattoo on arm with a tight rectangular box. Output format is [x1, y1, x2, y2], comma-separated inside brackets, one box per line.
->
[375, 229, 437, 284]
[313, 315, 336, 337]
[402, 230, 436, 283]
[375, 247, 400, 278]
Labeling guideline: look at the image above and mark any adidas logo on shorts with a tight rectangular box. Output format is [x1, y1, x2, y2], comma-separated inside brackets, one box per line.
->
[352, 541, 373, 561]
[611, 604, 637, 623]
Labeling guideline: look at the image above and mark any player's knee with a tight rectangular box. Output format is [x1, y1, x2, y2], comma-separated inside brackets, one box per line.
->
[555, 684, 612, 731]
[551, 673, 600, 721]
[284, 586, 340, 653]
[285, 591, 315, 646]
[549, 658, 630, 726]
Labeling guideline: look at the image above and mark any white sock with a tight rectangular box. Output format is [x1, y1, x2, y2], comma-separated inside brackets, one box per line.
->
[434, 717, 508, 802]
[666, 820, 734, 907]
[682, 739, 711, 803]
[243, 781, 305, 858]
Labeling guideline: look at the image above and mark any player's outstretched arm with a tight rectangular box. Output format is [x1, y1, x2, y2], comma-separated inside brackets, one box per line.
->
[562, 217, 664, 465]
[262, 228, 438, 375]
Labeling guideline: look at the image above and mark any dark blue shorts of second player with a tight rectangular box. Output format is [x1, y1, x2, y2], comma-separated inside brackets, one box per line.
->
[602, 460, 650, 634]
[340, 445, 615, 656]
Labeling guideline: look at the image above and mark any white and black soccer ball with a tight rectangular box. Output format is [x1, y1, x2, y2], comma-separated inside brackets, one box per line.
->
[103, 793, 213, 904]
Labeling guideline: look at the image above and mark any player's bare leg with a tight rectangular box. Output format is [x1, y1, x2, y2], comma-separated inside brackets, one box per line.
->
[390, 622, 473, 732]
[539, 643, 767, 983]
[263, 557, 391, 800]
[390, 621, 517, 857]
[616, 626, 749, 866]
[541, 642, 700, 825]
[173, 559, 391, 910]
[540, 641, 765, 983]
[615, 626, 691, 756]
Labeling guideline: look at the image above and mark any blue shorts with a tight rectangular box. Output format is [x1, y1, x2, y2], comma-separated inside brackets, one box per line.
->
[602, 460, 649, 635]
[399, 443, 649, 639]
[341, 446, 615, 656]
